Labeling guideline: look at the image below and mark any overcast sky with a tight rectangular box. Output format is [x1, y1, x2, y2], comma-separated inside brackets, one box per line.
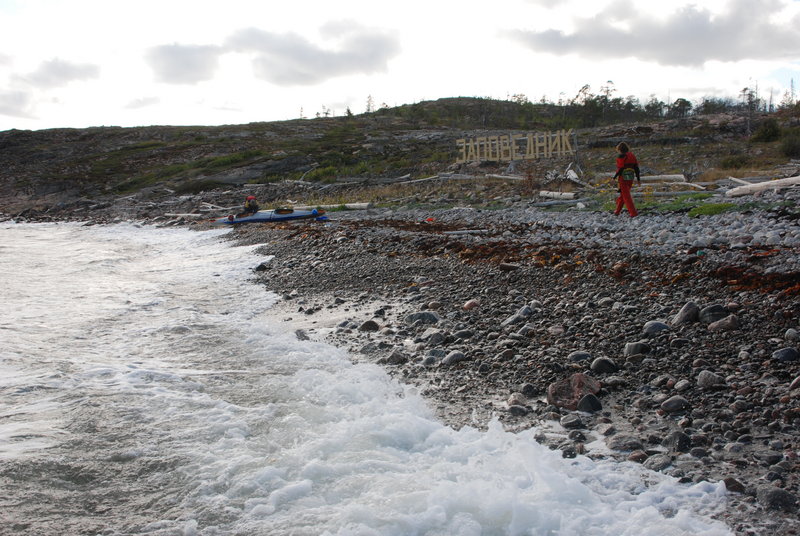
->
[1, 0, 799, 131]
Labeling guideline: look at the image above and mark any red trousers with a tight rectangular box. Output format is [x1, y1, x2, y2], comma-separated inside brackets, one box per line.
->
[614, 178, 638, 217]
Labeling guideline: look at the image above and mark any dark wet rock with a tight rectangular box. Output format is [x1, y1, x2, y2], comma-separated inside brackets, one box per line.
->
[690, 447, 709, 458]
[576, 393, 603, 413]
[379, 349, 409, 365]
[508, 405, 529, 416]
[405, 311, 440, 325]
[723, 477, 746, 493]
[756, 486, 798, 512]
[627, 450, 649, 463]
[453, 329, 474, 340]
[699, 304, 728, 324]
[421, 355, 438, 366]
[671, 301, 700, 325]
[590, 357, 618, 373]
[772, 347, 799, 362]
[441, 350, 467, 366]
[295, 329, 310, 341]
[660, 395, 690, 413]
[560, 414, 584, 429]
[609, 435, 644, 452]
[359, 320, 381, 332]
[520, 383, 537, 397]
[499, 262, 521, 272]
[624, 341, 650, 356]
[568, 431, 586, 443]
[662, 431, 692, 452]
[546, 373, 601, 411]
[643, 454, 672, 472]
[669, 337, 690, 348]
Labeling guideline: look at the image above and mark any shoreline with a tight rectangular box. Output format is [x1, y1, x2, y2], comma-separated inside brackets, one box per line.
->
[225, 202, 800, 535]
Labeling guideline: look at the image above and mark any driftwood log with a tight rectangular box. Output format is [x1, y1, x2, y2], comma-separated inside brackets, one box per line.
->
[725, 175, 800, 197]
[539, 191, 576, 200]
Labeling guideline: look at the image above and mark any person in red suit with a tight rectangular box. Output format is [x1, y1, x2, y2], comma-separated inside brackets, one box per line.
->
[613, 142, 641, 217]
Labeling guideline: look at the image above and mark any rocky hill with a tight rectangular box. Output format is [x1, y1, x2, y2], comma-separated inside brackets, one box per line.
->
[0, 97, 798, 222]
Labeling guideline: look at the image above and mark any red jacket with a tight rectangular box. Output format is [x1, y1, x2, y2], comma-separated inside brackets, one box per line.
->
[614, 151, 640, 180]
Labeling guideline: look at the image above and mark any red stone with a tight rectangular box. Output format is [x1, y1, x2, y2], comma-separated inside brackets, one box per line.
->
[546, 373, 601, 410]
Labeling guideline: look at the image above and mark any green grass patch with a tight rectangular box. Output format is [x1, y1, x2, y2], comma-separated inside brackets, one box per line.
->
[687, 202, 737, 217]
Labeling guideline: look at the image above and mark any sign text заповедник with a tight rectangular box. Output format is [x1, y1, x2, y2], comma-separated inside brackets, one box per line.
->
[455, 129, 575, 163]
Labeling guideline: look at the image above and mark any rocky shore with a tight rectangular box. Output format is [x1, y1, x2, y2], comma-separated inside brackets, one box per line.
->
[212, 192, 800, 535]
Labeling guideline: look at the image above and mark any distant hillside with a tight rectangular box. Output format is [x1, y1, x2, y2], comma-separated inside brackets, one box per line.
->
[1, 96, 798, 218]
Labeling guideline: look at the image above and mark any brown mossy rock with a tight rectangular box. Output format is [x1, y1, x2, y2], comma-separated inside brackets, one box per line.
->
[546, 373, 601, 411]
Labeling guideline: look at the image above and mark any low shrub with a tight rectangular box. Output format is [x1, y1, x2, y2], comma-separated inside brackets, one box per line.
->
[719, 154, 752, 169]
[750, 118, 782, 142]
[780, 134, 800, 158]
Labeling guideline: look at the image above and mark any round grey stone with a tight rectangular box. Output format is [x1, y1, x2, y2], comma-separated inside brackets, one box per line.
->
[643, 454, 673, 472]
[699, 304, 728, 324]
[590, 357, 618, 373]
[772, 347, 799, 362]
[568, 350, 592, 362]
[643, 320, 670, 336]
[358, 320, 381, 332]
[661, 395, 690, 413]
[442, 350, 467, 366]
[697, 370, 725, 389]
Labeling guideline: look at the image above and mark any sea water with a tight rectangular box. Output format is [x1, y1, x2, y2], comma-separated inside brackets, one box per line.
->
[0, 222, 733, 536]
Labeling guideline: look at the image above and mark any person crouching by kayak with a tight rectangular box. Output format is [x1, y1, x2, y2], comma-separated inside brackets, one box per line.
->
[612, 142, 641, 218]
[243, 195, 259, 215]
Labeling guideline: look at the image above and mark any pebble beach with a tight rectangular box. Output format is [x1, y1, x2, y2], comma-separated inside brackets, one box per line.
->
[220, 189, 800, 535]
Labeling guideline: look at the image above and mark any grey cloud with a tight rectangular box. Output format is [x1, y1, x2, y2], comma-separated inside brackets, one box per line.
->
[226, 24, 400, 85]
[511, 0, 800, 66]
[0, 89, 35, 118]
[145, 44, 222, 84]
[22, 58, 99, 89]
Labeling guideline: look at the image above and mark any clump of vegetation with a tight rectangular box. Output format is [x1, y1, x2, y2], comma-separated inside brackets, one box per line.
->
[750, 118, 782, 142]
[687, 202, 737, 217]
[780, 133, 800, 158]
[719, 154, 752, 169]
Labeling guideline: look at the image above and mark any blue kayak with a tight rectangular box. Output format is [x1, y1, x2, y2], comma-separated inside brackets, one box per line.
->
[213, 208, 326, 225]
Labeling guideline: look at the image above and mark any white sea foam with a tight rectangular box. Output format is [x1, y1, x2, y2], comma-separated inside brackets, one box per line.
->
[0, 222, 732, 535]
